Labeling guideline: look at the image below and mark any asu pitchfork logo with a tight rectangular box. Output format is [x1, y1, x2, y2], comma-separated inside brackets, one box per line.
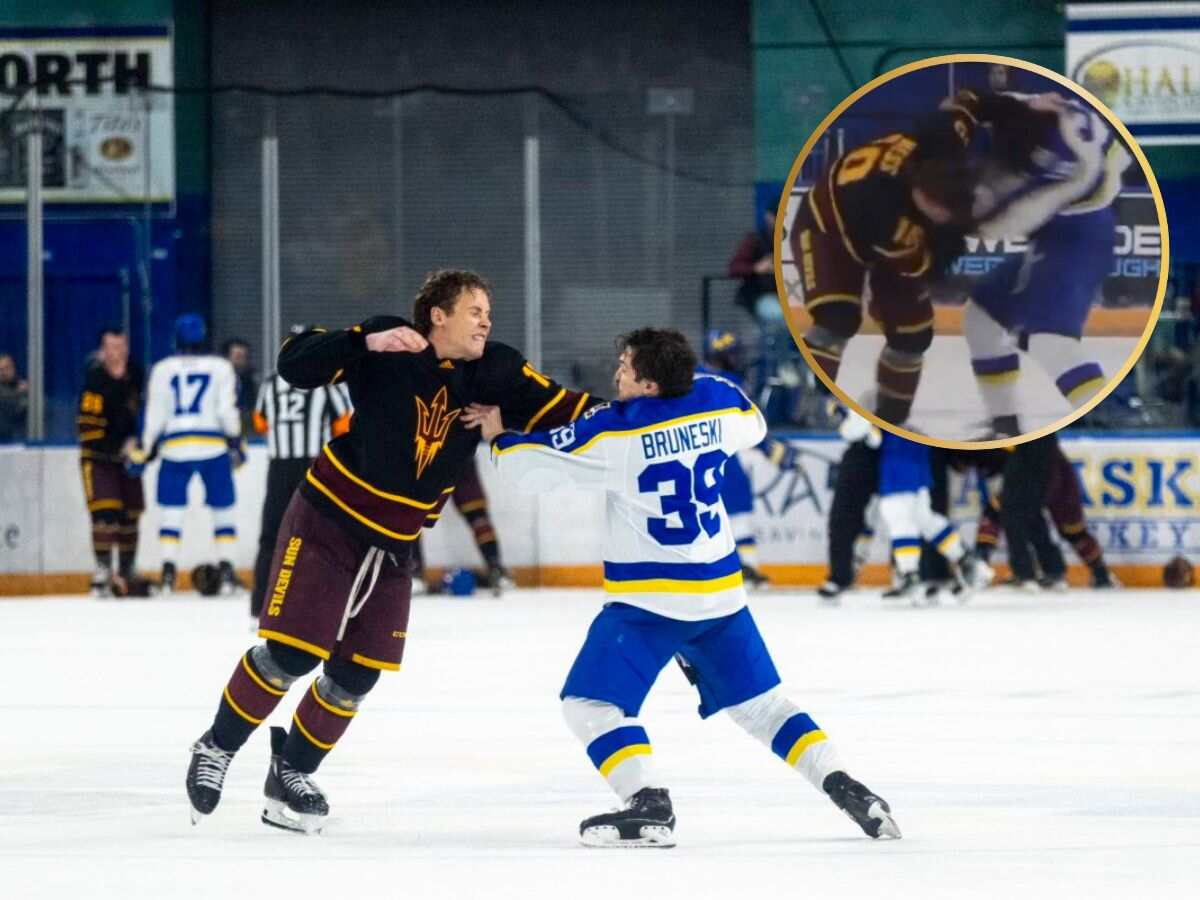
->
[414, 386, 461, 478]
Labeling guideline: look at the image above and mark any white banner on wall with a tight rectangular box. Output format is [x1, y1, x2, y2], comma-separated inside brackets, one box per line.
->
[0, 25, 175, 204]
[1067, 2, 1200, 145]
[2, 437, 1197, 584]
[742, 435, 1200, 565]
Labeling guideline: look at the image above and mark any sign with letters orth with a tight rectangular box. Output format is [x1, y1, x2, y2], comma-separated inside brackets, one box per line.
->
[1067, 2, 1200, 145]
[0, 25, 175, 205]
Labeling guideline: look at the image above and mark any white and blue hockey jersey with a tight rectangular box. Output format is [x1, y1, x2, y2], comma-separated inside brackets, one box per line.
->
[491, 374, 767, 621]
[142, 354, 241, 462]
[975, 91, 1132, 239]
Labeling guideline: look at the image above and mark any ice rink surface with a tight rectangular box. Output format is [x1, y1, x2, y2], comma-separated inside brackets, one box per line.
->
[835, 335, 1139, 439]
[1, 586, 1197, 899]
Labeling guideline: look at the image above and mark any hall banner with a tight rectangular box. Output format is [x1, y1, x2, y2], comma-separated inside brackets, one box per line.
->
[1067, 2, 1200, 145]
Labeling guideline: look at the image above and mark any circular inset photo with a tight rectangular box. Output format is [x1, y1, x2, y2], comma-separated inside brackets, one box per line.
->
[775, 54, 1168, 448]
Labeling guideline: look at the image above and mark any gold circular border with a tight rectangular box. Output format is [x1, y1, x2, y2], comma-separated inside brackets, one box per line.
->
[772, 52, 1170, 451]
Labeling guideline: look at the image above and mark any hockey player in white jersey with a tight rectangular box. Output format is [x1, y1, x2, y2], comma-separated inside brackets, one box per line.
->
[129, 314, 244, 594]
[468, 328, 900, 847]
[962, 88, 1133, 437]
[839, 409, 993, 604]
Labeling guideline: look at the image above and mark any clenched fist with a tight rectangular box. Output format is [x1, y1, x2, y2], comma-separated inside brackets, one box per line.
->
[366, 326, 428, 353]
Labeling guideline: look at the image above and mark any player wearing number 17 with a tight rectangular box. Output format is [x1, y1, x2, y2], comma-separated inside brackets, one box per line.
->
[131, 314, 245, 595]
[481, 329, 900, 846]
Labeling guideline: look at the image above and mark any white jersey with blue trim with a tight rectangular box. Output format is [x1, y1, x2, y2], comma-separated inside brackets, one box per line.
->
[491, 374, 768, 621]
[142, 354, 240, 462]
[975, 92, 1131, 239]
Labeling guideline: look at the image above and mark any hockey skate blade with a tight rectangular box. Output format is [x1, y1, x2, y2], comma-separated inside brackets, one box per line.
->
[867, 801, 902, 840]
[189, 806, 207, 826]
[261, 798, 325, 836]
[580, 824, 676, 849]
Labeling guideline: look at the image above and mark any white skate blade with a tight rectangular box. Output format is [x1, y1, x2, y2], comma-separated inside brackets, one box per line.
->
[189, 806, 206, 826]
[261, 797, 325, 836]
[868, 801, 902, 840]
[580, 824, 675, 848]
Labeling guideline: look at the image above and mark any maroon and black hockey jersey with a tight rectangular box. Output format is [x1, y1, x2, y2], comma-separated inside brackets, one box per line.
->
[279, 316, 594, 554]
[78, 362, 142, 463]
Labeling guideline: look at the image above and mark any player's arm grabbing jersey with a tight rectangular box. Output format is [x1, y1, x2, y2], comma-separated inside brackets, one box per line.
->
[974, 93, 1128, 239]
[491, 374, 767, 621]
[142, 354, 240, 462]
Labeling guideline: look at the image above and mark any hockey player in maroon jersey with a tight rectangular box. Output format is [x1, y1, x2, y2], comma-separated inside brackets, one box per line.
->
[185, 270, 594, 833]
[77, 329, 145, 597]
[790, 90, 1029, 425]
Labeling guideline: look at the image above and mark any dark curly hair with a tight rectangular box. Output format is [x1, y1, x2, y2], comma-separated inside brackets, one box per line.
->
[619, 328, 697, 399]
[412, 270, 492, 336]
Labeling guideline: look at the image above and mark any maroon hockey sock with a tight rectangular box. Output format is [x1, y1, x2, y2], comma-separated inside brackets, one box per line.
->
[212, 650, 289, 752]
[283, 680, 358, 773]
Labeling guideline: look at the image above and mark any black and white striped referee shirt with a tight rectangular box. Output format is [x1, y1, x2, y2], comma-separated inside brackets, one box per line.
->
[253, 374, 353, 460]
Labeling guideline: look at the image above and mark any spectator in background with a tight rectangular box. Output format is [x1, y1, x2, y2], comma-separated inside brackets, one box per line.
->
[223, 338, 258, 437]
[0, 352, 29, 443]
[729, 208, 777, 321]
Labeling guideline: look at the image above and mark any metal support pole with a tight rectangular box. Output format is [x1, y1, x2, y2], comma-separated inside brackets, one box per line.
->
[25, 100, 44, 442]
[523, 134, 542, 370]
[261, 134, 281, 363]
[141, 90, 153, 369]
[391, 96, 405, 299]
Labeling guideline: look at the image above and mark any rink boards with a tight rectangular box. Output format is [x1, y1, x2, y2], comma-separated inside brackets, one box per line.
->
[2, 433, 1197, 594]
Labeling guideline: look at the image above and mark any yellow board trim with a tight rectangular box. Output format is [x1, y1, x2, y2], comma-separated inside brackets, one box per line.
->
[525, 387, 566, 433]
[311, 681, 355, 718]
[598, 743, 652, 777]
[785, 730, 827, 767]
[305, 472, 421, 541]
[242, 654, 286, 697]
[292, 712, 336, 750]
[223, 686, 263, 725]
[322, 446, 442, 509]
[257, 628, 331, 661]
[349, 652, 401, 672]
[603, 571, 744, 595]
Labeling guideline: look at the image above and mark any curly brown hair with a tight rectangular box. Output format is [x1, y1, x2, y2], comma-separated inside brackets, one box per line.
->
[412, 270, 492, 336]
[618, 327, 697, 399]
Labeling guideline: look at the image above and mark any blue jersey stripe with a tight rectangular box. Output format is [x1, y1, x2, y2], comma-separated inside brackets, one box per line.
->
[603, 551, 742, 584]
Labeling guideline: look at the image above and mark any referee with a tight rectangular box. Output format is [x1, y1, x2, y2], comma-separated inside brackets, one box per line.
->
[249, 344, 352, 618]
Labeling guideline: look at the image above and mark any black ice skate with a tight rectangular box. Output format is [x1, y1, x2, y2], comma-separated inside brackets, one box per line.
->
[486, 564, 515, 597]
[160, 561, 177, 595]
[955, 553, 994, 598]
[742, 564, 770, 591]
[90, 564, 113, 599]
[262, 726, 329, 835]
[1091, 565, 1121, 589]
[187, 729, 235, 824]
[217, 561, 239, 597]
[817, 580, 846, 604]
[823, 771, 901, 839]
[579, 787, 676, 848]
[881, 572, 923, 604]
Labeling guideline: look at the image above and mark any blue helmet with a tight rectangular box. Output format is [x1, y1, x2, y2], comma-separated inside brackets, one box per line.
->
[174, 314, 208, 351]
[703, 329, 743, 374]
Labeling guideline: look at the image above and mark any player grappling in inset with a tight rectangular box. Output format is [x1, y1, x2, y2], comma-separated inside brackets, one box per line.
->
[789, 90, 989, 426]
[962, 89, 1131, 437]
